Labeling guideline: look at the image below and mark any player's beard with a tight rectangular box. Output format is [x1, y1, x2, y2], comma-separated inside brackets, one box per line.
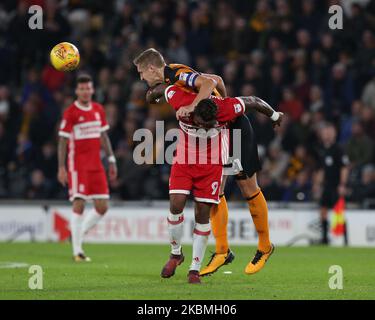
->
[78, 97, 91, 106]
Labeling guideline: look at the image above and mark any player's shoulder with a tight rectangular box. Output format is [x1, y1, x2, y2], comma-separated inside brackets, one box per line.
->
[166, 63, 198, 80]
[91, 101, 105, 111]
[63, 103, 77, 116]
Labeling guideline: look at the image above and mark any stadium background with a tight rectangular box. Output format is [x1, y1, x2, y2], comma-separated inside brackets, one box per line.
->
[1, 0, 375, 301]
[0, 0, 374, 205]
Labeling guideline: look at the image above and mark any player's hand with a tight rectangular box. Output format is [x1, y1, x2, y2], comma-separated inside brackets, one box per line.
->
[109, 163, 118, 182]
[176, 105, 195, 120]
[271, 112, 284, 128]
[57, 166, 68, 187]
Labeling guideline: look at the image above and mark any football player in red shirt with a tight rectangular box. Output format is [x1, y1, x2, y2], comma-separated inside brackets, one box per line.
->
[134, 48, 282, 277]
[57, 74, 117, 262]
[147, 83, 282, 282]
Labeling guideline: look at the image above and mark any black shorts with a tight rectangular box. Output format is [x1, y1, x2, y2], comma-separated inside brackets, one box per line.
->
[320, 186, 338, 208]
[227, 114, 262, 178]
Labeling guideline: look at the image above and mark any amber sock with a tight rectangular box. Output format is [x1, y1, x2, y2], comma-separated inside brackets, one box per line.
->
[247, 189, 271, 253]
[210, 194, 229, 254]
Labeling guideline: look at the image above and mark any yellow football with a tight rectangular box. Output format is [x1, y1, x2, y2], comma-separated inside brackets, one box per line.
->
[50, 42, 80, 72]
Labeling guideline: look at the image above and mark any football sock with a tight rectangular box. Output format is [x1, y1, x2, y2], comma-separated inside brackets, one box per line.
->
[167, 212, 184, 255]
[210, 194, 229, 254]
[82, 209, 103, 235]
[190, 223, 211, 271]
[70, 211, 84, 256]
[247, 189, 271, 253]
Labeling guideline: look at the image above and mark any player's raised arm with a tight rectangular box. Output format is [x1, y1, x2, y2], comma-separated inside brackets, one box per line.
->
[239, 96, 284, 128]
[57, 136, 68, 186]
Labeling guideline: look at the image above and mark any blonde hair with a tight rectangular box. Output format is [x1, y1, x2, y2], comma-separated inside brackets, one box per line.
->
[133, 48, 165, 68]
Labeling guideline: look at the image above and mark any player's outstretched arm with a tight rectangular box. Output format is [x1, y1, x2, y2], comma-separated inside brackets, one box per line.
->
[57, 137, 68, 186]
[240, 96, 283, 128]
[101, 131, 118, 182]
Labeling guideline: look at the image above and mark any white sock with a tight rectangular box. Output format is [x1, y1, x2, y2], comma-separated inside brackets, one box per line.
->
[82, 209, 103, 235]
[167, 212, 184, 255]
[70, 212, 83, 256]
[190, 223, 211, 271]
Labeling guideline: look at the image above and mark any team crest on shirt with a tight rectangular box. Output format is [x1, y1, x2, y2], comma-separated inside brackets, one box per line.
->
[179, 72, 189, 81]
[78, 116, 85, 122]
[234, 104, 242, 113]
[79, 184, 85, 192]
[95, 112, 100, 120]
[167, 90, 176, 100]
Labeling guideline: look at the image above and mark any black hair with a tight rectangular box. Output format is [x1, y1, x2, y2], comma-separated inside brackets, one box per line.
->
[76, 74, 93, 84]
[194, 99, 218, 122]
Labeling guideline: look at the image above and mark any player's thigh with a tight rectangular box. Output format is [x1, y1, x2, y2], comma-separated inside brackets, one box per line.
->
[87, 170, 109, 200]
[192, 164, 222, 204]
[219, 174, 228, 194]
[194, 201, 212, 224]
[229, 114, 262, 181]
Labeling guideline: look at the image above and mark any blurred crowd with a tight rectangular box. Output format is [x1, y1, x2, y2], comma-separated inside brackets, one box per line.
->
[0, 0, 375, 207]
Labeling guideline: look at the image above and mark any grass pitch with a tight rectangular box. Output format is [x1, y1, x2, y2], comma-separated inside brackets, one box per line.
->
[0, 243, 374, 300]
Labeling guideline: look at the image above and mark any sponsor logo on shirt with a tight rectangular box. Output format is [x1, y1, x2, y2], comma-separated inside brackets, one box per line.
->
[73, 121, 102, 140]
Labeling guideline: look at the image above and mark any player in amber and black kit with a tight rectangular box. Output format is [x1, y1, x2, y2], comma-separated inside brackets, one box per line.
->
[315, 123, 350, 244]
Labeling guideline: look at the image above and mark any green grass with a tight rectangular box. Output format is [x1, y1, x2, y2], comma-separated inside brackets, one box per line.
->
[0, 243, 374, 300]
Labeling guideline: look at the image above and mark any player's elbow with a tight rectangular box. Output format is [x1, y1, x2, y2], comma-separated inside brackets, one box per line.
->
[213, 75, 224, 86]
[203, 77, 217, 90]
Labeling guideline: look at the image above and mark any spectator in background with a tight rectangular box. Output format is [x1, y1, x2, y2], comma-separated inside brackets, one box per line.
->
[282, 169, 312, 202]
[360, 106, 375, 144]
[278, 87, 304, 122]
[361, 74, 375, 110]
[263, 141, 290, 183]
[325, 62, 355, 117]
[348, 164, 375, 207]
[285, 145, 310, 183]
[26, 169, 52, 199]
[165, 34, 190, 66]
[345, 120, 374, 167]
[293, 68, 311, 107]
[267, 65, 284, 108]
[309, 85, 325, 113]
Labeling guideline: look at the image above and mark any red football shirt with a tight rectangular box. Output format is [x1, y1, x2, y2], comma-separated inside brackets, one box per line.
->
[58, 101, 109, 172]
[164, 85, 245, 165]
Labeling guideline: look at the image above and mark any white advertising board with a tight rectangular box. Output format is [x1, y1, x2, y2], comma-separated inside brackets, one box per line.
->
[0, 205, 374, 247]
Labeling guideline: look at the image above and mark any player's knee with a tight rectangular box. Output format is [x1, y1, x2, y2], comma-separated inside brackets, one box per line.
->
[73, 201, 85, 214]
[170, 202, 184, 215]
[95, 202, 108, 215]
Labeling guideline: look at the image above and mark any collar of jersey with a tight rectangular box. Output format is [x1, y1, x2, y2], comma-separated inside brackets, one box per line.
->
[74, 100, 92, 111]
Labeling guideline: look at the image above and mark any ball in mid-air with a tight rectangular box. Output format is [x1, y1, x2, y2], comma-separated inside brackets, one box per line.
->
[50, 42, 80, 72]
